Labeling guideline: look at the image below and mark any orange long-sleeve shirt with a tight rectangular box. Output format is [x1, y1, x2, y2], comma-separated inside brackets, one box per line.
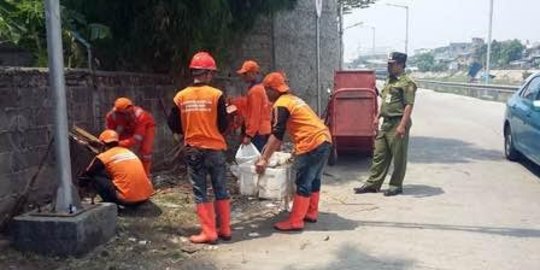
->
[105, 106, 155, 149]
[245, 84, 272, 137]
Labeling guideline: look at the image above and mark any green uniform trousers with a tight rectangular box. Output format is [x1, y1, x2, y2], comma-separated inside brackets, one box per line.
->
[365, 118, 410, 190]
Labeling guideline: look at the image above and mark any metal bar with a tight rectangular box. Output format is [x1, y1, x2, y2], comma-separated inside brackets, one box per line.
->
[485, 0, 494, 84]
[416, 80, 518, 91]
[44, 0, 80, 213]
[316, 13, 321, 114]
[405, 6, 409, 55]
[416, 80, 520, 93]
[371, 26, 376, 56]
[339, 3, 344, 70]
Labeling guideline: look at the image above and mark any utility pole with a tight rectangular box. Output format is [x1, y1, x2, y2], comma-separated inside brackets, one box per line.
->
[485, 0, 494, 84]
[339, 3, 344, 70]
[315, 0, 322, 114]
[371, 26, 376, 56]
[387, 3, 409, 55]
[45, 0, 81, 213]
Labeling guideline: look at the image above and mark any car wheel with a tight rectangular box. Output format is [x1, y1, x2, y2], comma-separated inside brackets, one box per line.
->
[504, 125, 520, 161]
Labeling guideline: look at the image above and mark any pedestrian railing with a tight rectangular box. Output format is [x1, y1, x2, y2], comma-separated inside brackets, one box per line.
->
[415, 80, 520, 102]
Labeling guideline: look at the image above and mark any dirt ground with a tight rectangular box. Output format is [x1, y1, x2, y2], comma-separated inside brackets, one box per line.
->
[0, 169, 286, 270]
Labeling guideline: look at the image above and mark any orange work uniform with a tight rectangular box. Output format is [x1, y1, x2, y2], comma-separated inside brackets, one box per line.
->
[92, 147, 154, 203]
[245, 84, 272, 138]
[171, 84, 228, 150]
[272, 94, 332, 154]
[105, 106, 155, 175]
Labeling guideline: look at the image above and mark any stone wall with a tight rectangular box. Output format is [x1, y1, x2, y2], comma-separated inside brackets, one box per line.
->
[0, 68, 176, 228]
[223, 0, 339, 111]
[274, 0, 339, 112]
[0, 0, 340, 228]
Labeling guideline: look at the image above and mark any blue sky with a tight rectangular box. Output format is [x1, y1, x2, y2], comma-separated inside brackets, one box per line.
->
[343, 0, 540, 60]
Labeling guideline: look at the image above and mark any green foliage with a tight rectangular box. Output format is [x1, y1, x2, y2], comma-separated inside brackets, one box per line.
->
[62, 0, 297, 73]
[1, 0, 295, 71]
[339, 0, 377, 13]
[409, 52, 448, 72]
[0, 0, 47, 65]
[0, 0, 111, 67]
[412, 52, 435, 72]
[474, 39, 525, 68]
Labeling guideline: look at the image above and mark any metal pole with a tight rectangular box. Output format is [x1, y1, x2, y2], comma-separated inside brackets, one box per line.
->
[387, 4, 409, 54]
[372, 26, 376, 56]
[316, 14, 321, 114]
[485, 0, 494, 84]
[405, 6, 409, 55]
[339, 3, 344, 70]
[44, 0, 80, 213]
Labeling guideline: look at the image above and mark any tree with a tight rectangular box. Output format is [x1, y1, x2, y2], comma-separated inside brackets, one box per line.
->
[62, 0, 297, 73]
[339, 0, 377, 13]
[0, 0, 48, 65]
[1, 0, 296, 72]
[500, 39, 524, 65]
[474, 39, 525, 68]
[412, 52, 435, 72]
[0, 0, 110, 67]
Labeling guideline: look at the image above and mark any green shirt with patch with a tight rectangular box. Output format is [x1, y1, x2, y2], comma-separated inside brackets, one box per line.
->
[380, 73, 417, 118]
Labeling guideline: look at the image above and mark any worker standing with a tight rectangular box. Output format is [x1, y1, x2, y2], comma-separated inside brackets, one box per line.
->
[105, 97, 156, 176]
[236, 60, 272, 152]
[255, 72, 332, 231]
[167, 52, 230, 244]
[82, 130, 154, 206]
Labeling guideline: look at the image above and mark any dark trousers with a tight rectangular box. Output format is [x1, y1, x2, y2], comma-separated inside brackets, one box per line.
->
[184, 147, 229, 203]
[88, 173, 145, 206]
[293, 142, 332, 197]
[366, 118, 411, 189]
[251, 134, 269, 153]
[89, 173, 120, 204]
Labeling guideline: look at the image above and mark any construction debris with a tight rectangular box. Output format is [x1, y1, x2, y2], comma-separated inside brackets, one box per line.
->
[68, 125, 103, 154]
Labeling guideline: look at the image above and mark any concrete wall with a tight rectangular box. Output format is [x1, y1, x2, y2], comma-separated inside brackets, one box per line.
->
[0, 68, 176, 228]
[274, 0, 339, 112]
[222, 0, 339, 111]
[0, 0, 340, 227]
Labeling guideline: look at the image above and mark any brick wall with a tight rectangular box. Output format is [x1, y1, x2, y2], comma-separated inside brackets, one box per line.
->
[0, 0, 340, 228]
[0, 68, 176, 228]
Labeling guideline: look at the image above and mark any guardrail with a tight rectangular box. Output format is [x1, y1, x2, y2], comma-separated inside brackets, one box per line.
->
[415, 80, 520, 102]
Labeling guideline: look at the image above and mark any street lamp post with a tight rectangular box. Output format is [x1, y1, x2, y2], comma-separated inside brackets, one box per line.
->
[387, 3, 409, 55]
[369, 26, 376, 56]
[342, 22, 377, 66]
[44, 0, 81, 213]
[339, 3, 344, 70]
[485, 0, 494, 84]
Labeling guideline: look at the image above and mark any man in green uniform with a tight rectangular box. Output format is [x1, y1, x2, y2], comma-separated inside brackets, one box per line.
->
[353, 52, 417, 196]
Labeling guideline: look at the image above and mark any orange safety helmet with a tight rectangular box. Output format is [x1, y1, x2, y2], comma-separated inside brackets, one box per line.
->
[99, 129, 119, 144]
[114, 97, 133, 112]
[263, 72, 289, 93]
[189, 51, 217, 71]
[236, 60, 260, 74]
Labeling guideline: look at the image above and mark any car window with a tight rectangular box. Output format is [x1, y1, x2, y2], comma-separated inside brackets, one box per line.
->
[521, 76, 540, 100]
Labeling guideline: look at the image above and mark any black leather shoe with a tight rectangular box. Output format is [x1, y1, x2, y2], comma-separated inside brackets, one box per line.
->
[383, 187, 403, 196]
[353, 185, 378, 194]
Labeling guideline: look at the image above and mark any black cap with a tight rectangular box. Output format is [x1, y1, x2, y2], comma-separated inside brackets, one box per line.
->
[387, 52, 407, 64]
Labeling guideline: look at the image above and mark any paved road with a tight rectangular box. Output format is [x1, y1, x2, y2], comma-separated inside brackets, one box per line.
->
[183, 89, 540, 270]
